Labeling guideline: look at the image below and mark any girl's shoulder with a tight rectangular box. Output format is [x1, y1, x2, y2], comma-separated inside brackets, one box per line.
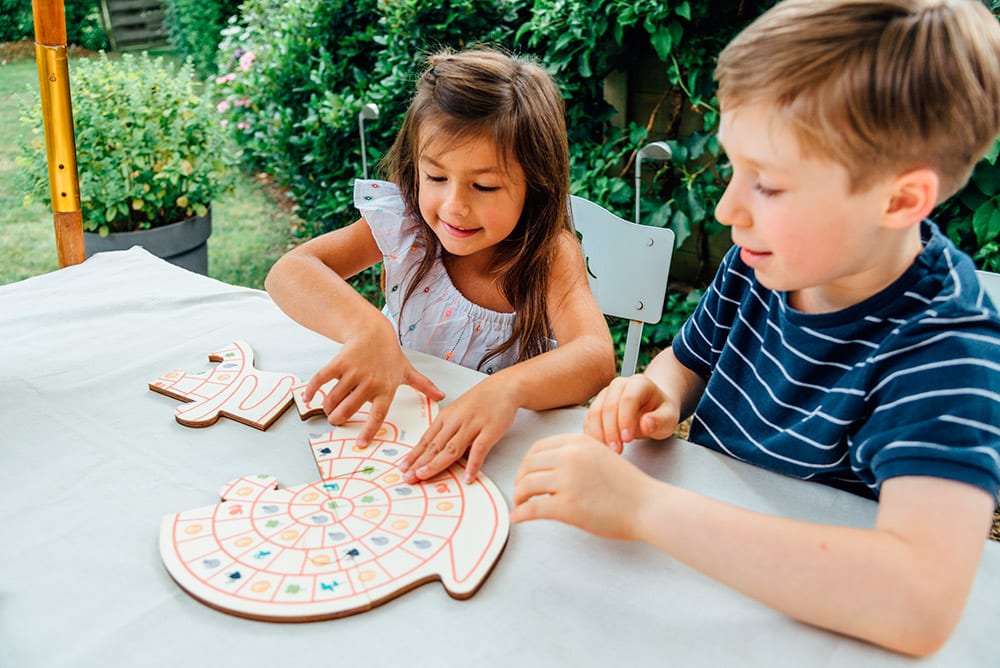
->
[354, 179, 422, 254]
[354, 179, 406, 216]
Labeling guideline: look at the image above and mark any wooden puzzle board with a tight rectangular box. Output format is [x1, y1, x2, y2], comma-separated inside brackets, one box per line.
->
[153, 342, 510, 621]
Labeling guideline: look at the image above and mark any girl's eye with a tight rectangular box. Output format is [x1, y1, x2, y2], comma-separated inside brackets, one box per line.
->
[754, 183, 781, 197]
[423, 173, 446, 183]
[473, 183, 500, 192]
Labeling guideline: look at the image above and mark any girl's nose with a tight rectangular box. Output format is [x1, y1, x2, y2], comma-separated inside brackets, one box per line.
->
[442, 186, 470, 218]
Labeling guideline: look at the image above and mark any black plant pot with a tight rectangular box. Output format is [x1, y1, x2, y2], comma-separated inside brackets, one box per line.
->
[84, 209, 212, 275]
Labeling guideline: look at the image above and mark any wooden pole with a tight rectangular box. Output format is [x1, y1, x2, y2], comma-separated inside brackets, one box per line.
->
[31, 0, 85, 268]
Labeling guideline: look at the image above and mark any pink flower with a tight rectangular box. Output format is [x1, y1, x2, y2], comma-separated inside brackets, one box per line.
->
[215, 72, 237, 84]
[238, 51, 256, 71]
[216, 100, 231, 113]
[237, 122, 250, 130]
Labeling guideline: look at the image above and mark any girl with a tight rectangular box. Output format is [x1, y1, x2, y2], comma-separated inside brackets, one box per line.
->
[265, 47, 615, 484]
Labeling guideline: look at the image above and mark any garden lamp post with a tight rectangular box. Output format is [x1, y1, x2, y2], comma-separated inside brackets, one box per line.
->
[626, 141, 673, 374]
[31, 0, 84, 267]
[359, 102, 380, 180]
[634, 141, 672, 225]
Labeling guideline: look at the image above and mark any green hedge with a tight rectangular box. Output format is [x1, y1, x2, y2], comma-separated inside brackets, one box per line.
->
[0, 0, 109, 50]
[164, 0, 242, 76]
[210, 0, 1000, 365]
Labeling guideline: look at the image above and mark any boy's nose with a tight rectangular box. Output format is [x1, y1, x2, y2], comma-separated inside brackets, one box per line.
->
[714, 182, 747, 228]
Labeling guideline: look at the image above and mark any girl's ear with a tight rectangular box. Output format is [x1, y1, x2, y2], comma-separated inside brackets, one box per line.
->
[883, 167, 939, 230]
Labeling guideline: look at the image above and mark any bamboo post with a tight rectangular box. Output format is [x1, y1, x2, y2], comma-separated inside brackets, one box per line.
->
[31, 0, 85, 267]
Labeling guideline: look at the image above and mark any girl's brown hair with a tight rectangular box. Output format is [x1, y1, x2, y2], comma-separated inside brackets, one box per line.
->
[380, 47, 572, 370]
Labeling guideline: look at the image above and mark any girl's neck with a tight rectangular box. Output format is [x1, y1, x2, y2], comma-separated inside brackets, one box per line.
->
[442, 251, 514, 313]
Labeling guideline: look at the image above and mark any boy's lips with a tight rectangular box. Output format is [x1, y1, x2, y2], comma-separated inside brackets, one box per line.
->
[739, 246, 772, 268]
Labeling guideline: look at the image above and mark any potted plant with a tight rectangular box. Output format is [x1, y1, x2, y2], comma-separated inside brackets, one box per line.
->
[19, 51, 235, 275]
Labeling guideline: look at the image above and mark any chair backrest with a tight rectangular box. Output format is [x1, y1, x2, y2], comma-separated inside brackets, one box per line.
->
[569, 195, 674, 376]
[976, 269, 1000, 306]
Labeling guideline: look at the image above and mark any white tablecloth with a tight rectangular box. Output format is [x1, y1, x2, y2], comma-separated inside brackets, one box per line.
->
[2, 247, 997, 667]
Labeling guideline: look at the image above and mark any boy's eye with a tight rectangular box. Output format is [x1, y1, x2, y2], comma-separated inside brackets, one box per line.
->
[754, 183, 781, 197]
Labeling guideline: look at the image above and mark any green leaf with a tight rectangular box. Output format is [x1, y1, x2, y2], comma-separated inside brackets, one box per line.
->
[650, 27, 674, 60]
[972, 162, 1000, 196]
[686, 186, 707, 222]
[670, 209, 692, 248]
[675, 2, 692, 20]
[985, 139, 1000, 166]
[972, 199, 1000, 245]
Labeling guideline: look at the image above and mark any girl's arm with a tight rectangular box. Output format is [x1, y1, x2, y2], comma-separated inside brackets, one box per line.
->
[265, 220, 443, 444]
[511, 435, 994, 657]
[401, 230, 616, 483]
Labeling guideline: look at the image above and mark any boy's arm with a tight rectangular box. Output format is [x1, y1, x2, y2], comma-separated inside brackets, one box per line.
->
[264, 220, 443, 442]
[512, 438, 993, 657]
[401, 231, 616, 482]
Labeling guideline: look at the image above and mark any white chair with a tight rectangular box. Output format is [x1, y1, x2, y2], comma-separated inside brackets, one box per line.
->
[976, 269, 1000, 305]
[570, 195, 674, 376]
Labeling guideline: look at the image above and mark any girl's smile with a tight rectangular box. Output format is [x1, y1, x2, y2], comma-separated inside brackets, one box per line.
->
[439, 219, 481, 238]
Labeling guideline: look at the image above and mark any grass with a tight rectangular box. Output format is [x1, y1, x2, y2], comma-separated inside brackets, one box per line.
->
[0, 48, 302, 290]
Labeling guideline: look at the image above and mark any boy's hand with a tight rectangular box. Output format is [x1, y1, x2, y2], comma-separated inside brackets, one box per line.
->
[399, 377, 518, 484]
[584, 374, 679, 452]
[510, 433, 654, 541]
[305, 325, 444, 447]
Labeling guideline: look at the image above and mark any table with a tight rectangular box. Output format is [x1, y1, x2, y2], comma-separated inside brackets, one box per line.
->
[2, 247, 997, 667]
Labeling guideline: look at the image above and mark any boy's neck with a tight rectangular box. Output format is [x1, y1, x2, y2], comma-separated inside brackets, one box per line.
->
[788, 224, 924, 314]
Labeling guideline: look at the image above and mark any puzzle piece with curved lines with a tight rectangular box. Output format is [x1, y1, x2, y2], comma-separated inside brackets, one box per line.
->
[158, 384, 510, 621]
[149, 340, 303, 430]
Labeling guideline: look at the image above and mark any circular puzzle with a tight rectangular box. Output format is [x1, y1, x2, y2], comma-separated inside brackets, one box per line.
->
[155, 348, 510, 621]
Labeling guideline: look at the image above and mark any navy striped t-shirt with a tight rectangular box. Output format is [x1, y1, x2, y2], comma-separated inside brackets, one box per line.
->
[672, 220, 1000, 500]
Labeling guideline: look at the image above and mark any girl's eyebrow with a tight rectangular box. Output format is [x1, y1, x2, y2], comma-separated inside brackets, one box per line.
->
[419, 155, 501, 176]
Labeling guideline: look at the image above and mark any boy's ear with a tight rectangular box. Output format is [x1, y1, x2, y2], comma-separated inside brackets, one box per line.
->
[883, 168, 939, 229]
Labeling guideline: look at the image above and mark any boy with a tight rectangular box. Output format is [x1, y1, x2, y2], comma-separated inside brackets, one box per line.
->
[511, 0, 1000, 656]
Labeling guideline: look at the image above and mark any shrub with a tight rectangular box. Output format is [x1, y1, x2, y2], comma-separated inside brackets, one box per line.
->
[1, 0, 108, 49]
[19, 52, 235, 235]
[0, 0, 32, 43]
[164, 0, 243, 76]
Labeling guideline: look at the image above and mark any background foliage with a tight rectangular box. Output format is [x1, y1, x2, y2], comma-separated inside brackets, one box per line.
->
[1, 0, 109, 50]
[163, 0, 243, 75]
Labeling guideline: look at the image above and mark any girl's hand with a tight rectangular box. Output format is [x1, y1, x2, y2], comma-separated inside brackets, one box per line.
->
[305, 320, 444, 447]
[399, 377, 518, 484]
[584, 374, 680, 452]
[510, 433, 655, 541]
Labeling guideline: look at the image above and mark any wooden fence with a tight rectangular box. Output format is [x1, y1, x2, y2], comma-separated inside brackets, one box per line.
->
[99, 0, 169, 51]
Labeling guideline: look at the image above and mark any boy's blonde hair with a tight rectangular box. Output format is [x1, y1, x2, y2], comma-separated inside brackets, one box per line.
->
[715, 0, 1000, 201]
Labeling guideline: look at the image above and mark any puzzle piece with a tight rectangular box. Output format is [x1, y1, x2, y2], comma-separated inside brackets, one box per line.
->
[160, 474, 373, 620]
[149, 341, 301, 430]
[159, 384, 510, 621]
